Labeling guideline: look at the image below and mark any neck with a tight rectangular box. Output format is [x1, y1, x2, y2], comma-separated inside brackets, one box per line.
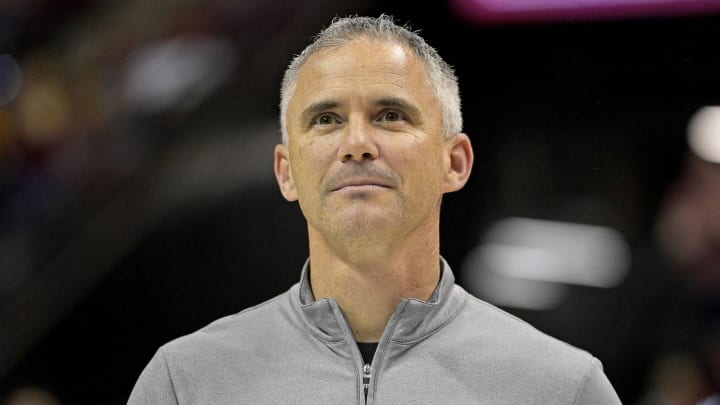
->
[307, 220, 442, 342]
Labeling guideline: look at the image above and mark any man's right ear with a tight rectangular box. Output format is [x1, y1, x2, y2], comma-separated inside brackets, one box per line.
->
[274, 144, 298, 202]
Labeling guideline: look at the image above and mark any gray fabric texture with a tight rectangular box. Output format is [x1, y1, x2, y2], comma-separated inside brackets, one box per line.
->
[127, 259, 622, 404]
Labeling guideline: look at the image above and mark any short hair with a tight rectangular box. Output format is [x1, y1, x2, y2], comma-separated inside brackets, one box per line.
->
[279, 14, 462, 144]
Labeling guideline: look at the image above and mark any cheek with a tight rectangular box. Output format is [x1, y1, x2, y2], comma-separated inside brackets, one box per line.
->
[291, 162, 318, 194]
[393, 145, 445, 180]
[389, 155, 445, 206]
[290, 143, 332, 189]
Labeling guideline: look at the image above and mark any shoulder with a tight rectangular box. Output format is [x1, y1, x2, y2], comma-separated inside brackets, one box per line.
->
[160, 285, 297, 362]
[453, 285, 606, 379]
[444, 286, 621, 402]
[458, 285, 589, 358]
[128, 285, 303, 403]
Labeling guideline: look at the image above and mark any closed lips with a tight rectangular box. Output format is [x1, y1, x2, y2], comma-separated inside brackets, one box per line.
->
[332, 179, 392, 191]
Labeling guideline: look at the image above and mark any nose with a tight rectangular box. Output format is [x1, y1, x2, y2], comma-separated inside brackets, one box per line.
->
[338, 119, 379, 163]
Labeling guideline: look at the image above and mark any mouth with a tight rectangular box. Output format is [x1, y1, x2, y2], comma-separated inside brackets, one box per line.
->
[331, 179, 393, 192]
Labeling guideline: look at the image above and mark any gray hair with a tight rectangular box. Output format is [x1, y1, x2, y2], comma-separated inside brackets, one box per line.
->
[279, 14, 462, 144]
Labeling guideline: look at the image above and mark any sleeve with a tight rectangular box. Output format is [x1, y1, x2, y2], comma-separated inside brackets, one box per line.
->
[127, 347, 180, 405]
[574, 357, 622, 404]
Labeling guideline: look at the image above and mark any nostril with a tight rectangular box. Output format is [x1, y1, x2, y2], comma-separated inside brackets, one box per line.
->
[340, 150, 376, 162]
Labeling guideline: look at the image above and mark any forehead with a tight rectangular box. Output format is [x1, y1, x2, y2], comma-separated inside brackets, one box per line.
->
[288, 37, 437, 115]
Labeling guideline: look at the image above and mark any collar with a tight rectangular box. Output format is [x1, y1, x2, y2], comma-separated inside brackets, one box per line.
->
[291, 257, 468, 344]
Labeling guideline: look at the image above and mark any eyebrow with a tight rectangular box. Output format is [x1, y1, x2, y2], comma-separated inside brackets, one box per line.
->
[300, 100, 341, 125]
[298, 96, 422, 124]
[376, 97, 421, 118]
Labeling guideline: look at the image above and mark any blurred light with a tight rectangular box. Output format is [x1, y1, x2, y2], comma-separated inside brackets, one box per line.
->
[461, 217, 630, 310]
[2, 385, 60, 405]
[480, 0, 679, 12]
[484, 218, 629, 287]
[450, 0, 720, 24]
[688, 106, 720, 164]
[16, 67, 72, 146]
[0, 54, 23, 106]
[122, 37, 238, 114]
[462, 249, 569, 310]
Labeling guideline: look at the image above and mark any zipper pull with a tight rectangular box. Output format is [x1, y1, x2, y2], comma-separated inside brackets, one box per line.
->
[363, 363, 371, 399]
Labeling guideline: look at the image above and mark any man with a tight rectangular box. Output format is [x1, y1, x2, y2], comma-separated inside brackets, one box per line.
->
[128, 14, 621, 404]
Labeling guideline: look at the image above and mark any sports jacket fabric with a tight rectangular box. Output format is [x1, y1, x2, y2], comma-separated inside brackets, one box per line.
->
[127, 258, 621, 404]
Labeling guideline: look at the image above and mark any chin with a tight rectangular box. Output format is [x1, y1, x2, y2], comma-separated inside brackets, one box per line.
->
[329, 213, 400, 240]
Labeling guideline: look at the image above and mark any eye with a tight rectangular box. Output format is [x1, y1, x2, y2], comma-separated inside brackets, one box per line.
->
[376, 109, 405, 123]
[312, 113, 340, 126]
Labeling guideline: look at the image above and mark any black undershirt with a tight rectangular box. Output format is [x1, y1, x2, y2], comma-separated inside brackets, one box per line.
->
[356, 341, 379, 365]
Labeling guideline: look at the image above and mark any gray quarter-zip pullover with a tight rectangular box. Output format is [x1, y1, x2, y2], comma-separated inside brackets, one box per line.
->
[128, 258, 621, 404]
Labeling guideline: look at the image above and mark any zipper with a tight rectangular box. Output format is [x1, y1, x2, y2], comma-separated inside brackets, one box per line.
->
[363, 363, 371, 403]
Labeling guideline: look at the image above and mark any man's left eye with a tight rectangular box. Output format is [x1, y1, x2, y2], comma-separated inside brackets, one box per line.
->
[378, 110, 403, 122]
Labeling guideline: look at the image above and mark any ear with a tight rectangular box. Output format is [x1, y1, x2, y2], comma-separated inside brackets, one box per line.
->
[274, 143, 298, 201]
[442, 133, 474, 193]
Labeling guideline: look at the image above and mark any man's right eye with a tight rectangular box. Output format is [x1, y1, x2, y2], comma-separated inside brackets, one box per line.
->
[313, 113, 338, 126]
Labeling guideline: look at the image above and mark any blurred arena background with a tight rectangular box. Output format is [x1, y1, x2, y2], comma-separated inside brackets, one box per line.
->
[1, 0, 720, 403]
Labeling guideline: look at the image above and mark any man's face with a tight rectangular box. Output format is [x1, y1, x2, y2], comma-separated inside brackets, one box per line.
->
[275, 37, 459, 246]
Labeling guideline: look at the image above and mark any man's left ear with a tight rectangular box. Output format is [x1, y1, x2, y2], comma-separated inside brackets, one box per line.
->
[442, 133, 474, 193]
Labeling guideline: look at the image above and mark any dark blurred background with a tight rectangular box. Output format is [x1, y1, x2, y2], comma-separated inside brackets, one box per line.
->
[2, 0, 720, 404]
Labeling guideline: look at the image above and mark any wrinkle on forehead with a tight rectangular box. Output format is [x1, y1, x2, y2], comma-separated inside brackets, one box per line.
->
[303, 38, 417, 81]
[286, 37, 441, 135]
[321, 37, 409, 63]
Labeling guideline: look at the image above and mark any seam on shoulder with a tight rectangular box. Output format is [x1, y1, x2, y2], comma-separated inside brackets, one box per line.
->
[466, 294, 588, 353]
[231, 293, 286, 317]
[159, 346, 181, 405]
[202, 292, 287, 329]
[572, 356, 597, 405]
[466, 294, 536, 328]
